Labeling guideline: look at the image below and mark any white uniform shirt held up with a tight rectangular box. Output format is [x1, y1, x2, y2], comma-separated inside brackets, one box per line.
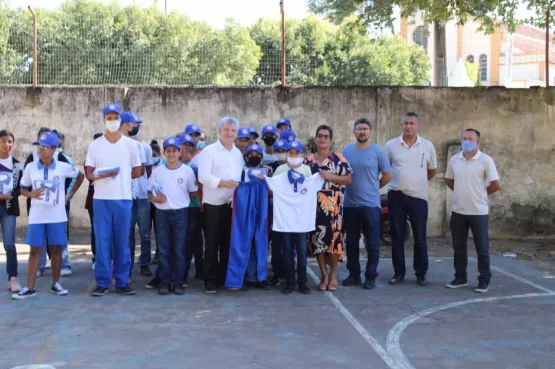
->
[386, 134, 438, 201]
[197, 140, 244, 205]
[445, 150, 499, 216]
[85, 136, 141, 201]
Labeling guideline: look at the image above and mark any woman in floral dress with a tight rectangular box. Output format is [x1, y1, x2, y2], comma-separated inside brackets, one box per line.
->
[305, 125, 353, 291]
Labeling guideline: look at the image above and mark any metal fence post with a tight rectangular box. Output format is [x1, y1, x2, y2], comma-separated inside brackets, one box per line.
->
[28, 6, 37, 87]
[280, 0, 286, 87]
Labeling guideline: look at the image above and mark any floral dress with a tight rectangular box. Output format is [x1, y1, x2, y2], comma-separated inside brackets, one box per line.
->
[305, 152, 353, 257]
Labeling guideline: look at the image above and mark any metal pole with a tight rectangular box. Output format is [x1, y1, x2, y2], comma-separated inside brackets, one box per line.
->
[546, 1, 553, 87]
[280, 0, 286, 87]
[165, 0, 168, 15]
[28, 6, 37, 87]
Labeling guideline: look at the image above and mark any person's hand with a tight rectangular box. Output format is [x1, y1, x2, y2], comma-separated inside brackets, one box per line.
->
[221, 180, 239, 189]
[66, 193, 74, 203]
[0, 194, 13, 201]
[319, 170, 333, 181]
[151, 194, 167, 204]
[95, 171, 118, 180]
[29, 188, 45, 199]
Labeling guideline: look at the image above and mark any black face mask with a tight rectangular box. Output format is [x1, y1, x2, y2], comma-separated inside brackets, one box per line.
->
[129, 126, 140, 137]
[247, 156, 262, 167]
[263, 136, 276, 146]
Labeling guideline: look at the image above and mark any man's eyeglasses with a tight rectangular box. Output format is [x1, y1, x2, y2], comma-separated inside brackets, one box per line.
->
[355, 128, 370, 132]
[316, 134, 330, 140]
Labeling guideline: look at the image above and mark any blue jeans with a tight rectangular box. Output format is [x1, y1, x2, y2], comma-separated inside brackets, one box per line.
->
[280, 232, 308, 287]
[344, 206, 381, 279]
[130, 198, 152, 273]
[388, 190, 429, 277]
[156, 208, 188, 285]
[0, 206, 17, 280]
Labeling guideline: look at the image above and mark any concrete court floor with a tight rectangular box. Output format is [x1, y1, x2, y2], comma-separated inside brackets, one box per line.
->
[1, 254, 555, 369]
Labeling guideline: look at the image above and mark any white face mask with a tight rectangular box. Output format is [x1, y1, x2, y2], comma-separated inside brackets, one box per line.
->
[105, 119, 121, 133]
[287, 157, 303, 166]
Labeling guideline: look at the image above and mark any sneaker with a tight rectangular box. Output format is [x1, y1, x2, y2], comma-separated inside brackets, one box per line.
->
[342, 275, 362, 286]
[270, 275, 281, 286]
[281, 285, 295, 294]
[145, 277, 161, 289]
[45, 260, 52, 269]
[204, 281, 217, 294]
[115, 285, 136, 295]
[389, 275, 405, 285]
[174, 285, 185, 295]
[152, 257, 159, 265]
[140, 266, 153, 277]
[91, 286, 109, 297]
[50, 282, 68, 296]
[183, 279, 189, 288]
[445, 278, 468, 289]
[60, 268, 72, 277]
[159, 284, 170, 295]
[475, 280, 490, 293]
[11, 286, 37, 300]
[8, 277, 21, 293]
[36, 269, 45, 278]
[259, 281, 271, 290]
[363, 278, 376, 290]
[416, 275, 429, 286]
[298, 284, 311, 294]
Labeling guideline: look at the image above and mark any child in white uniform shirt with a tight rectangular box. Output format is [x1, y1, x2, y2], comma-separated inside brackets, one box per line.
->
[148, 137, 198, 295]
[13, 133, 84, 300]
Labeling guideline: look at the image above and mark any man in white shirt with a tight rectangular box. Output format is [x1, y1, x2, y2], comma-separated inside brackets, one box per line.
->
[445, 128, 501, 293]
[85, 103, 142, 297]
[198, 116, 244, 293]
[386, 112, 438, 287]
[125, 113, 154, 277]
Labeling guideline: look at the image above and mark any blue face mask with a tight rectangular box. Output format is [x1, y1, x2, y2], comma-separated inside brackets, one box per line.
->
[461, 140, 477, 153]
[197, 141, 206, 150]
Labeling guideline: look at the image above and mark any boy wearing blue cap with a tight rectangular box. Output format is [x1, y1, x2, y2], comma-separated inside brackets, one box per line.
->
[147, 137, 198, 295]
[13, 132, 84, 300]
[261, 124, 278, 167]
[248, 127, 259, 143]
[235, 127, 252, 155]
[276, 118, 292, 133]
[86, 103, 142, 297]
[273, 140, 312, 177]
[279, 128, 296, 143]
[185, 124, 203, 161]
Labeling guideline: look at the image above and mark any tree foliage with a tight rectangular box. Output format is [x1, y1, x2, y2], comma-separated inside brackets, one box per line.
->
[1, 0, 430, 86]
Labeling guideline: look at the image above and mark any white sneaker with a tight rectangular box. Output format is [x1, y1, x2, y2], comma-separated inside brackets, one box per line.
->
[60, 268, 72, 277]
[50, 282, 68, 296]
[45, 260, 52, 269]
[12, 286, 37, 300]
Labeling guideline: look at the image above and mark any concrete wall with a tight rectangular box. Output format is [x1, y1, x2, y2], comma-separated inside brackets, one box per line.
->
[1, 85, 554, 238]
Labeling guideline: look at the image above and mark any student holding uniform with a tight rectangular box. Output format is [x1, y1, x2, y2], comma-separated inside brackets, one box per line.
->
[273, 140, 312, 178]
[85, 103, 142, 297]
[12, 132, 84, 300]
[147, 137, 198, 295]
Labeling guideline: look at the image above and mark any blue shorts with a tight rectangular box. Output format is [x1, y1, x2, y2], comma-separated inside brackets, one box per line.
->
[25, 222, 68, 247]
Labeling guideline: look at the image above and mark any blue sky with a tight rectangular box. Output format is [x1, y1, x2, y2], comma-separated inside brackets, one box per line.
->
[5, 0, 310, 28]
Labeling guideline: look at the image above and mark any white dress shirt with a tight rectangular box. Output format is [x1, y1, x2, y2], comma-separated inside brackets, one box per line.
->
[386, 134, 437, 201]
[197, 139, 244, 205]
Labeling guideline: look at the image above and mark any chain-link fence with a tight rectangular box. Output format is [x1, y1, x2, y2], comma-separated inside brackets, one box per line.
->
[0, 0, 431, 86]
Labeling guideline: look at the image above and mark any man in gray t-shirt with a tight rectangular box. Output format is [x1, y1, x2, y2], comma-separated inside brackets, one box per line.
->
[342, 118, 392, 290]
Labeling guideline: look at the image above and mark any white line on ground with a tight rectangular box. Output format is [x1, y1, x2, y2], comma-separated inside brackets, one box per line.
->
[386, 292, 555, 369]
[306, 268, 402, 369]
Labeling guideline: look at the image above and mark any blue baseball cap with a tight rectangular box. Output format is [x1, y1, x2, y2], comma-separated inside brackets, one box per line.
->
[185, 124, 202, 135]
[237, 127, 251, 139]
[273, 139, 287, 151]
[102, 103, 121, 117]
[163, 136, 181, 150]
[276, 118, 291, 129]
[246, 144, 263, 156]
[33, 132, 59, 147]
[178, 133, 195, 146]
[287, 140, 304, 153]
[120, 111, 138, 124]
[262, 124, 277, 136]
[135, 116, 143, 125]
[248, 127, 259, 138]
[279, 129, 296, 142]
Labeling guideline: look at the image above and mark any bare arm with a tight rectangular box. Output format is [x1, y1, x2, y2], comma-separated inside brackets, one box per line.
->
[379, 172, 392, 189]
[427, 169, 436, 181]
[446, 179, 454, 191]
[487, 180, 501, 195]
[146, 165, 153, 178]
[131, 166, 142, 179]
[189, 191, 200, 198]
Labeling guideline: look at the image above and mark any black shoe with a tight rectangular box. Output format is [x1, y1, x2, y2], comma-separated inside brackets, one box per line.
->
[270, 275, 281, 286]
[259, 281, 271, 290]
[115, 285, 136, 295]
[159, 284, 170, 295]
[145, 277, 161, 289]
[416, 276, 429, 286]
[475, 280, 490, 293]
[174, 284, 185, 295]
[140, 266, 153, 277]
[91, 286, 109, 297]
[298, 284, 311, 294]
[152, 258, 159, 265]
[445, 278, 468, 289]
[342, 275, 362, 286]
[281, 285, 295, 294]
[389, 275, 405, 285]
[362, 278, 376, 290]
[204, 281, 217, 294]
